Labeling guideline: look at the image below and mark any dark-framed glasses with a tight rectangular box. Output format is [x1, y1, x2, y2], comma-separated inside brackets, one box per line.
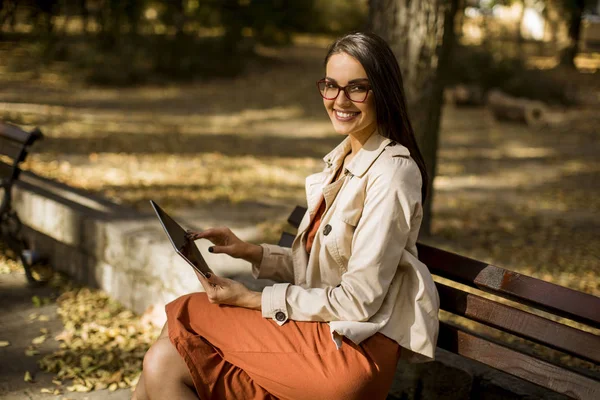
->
[316, 79, 371, 103]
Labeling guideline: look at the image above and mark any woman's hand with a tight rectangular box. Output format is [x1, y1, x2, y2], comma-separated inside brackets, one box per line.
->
[186, 227, 263, 265]
[195, 271, 261, 310]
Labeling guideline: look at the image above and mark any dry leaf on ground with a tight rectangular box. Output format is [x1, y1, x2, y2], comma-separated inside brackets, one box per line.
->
[32, 335, 47, 345]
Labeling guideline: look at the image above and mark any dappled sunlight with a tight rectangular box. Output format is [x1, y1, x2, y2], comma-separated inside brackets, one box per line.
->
[0, 102, 313, 133]
[575, 52, 600, 73]
[439, 145, 557, 161]
[9, 102, 597, 298]
[430, 191, 599, 296]
[435, 159, 597, 199]
[0, 38, 327, 118]
[25, 153, 322, 210]
[2, 38, 598, 301]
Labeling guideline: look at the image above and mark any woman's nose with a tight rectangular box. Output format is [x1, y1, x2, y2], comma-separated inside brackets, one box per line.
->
[334, 91, 352, 107]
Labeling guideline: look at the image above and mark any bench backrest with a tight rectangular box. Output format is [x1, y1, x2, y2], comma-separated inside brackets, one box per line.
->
[0, 122, 44, 213]
[0, 122, 43, 181]
[280, 205, 600, 399]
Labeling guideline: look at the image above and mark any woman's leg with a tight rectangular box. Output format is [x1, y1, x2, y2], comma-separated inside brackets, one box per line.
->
[132, 322, 197, 400]
[168, 293, 398, 400]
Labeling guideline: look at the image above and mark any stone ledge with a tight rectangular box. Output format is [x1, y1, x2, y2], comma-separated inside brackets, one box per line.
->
[13, 170, 274, 327]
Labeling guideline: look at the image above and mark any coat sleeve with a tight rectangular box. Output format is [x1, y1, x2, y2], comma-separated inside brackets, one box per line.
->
[251, 244, 295, 283]
[262, 157, 422, 324]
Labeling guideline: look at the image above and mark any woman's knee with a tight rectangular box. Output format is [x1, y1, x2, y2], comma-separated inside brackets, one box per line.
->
[142, 338, 177, 381]
[179, 291, 210, 307]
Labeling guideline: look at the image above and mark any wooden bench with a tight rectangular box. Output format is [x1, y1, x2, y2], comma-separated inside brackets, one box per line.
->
[0, 121, 46, 284]
[280, 205, 600, 400]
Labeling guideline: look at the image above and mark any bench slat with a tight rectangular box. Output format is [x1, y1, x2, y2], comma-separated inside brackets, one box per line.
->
[287, 205, 307, 227]
[0, 122, 35, 144]
[0, 161, 18, 181]
[418, 243, 600, 329]
[279, 232, 295, 248]
[438, 323, 600, 399]
[0, 137, 26, 160]
[437, 283, 600, 364]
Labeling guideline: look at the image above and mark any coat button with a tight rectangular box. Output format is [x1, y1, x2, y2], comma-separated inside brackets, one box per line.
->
[275, 311, 286, 322]
[323, 224, 332, 236]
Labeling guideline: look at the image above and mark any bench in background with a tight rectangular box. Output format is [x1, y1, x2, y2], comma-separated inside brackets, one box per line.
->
[0, 122, 46, 284]
[280, 205, 600, 400]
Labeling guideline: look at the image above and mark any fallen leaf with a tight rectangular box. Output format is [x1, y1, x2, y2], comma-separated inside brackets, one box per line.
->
[24, 371, 34, 382]
[0, 340, 10, 347]
[67, 384, 91, 392]
[32, 335, 47, 345]
[80, 355, 93, 370]
[25, 348, 40, 356]
[39, 315, 50, 322]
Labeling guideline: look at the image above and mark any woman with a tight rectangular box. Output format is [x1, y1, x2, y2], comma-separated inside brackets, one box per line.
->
[133, 32, 439, 400]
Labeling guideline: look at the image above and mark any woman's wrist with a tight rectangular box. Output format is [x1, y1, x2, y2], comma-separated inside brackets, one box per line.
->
[244, 243, 263, 265]
[241, 291, 262, 310]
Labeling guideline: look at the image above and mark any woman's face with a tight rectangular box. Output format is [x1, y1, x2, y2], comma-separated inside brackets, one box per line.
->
[323, 52, 377, 140]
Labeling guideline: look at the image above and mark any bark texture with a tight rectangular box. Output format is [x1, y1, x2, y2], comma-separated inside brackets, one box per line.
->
[369, 0, 458, 235]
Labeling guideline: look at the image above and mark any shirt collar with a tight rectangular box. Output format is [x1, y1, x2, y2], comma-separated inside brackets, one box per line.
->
[322, 131, 409, 178]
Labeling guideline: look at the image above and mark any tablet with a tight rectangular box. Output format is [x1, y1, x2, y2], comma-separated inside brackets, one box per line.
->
[150, 200, 213, 279]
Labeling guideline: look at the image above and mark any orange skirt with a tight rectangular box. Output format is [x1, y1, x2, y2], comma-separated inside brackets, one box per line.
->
[166, 292, 401, 400]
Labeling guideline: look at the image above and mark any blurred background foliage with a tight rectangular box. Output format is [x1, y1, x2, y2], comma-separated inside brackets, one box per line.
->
[0, 0, 368, 84]
[0, 0, 597, 100]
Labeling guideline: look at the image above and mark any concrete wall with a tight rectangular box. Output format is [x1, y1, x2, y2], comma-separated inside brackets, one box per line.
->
[14, 170, 270, 327]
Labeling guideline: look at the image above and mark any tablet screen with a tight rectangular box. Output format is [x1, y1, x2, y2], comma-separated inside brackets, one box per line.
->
[150, 200, 212, 276]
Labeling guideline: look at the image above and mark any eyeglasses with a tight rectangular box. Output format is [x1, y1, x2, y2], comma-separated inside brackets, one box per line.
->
[316, 79, 371, 103]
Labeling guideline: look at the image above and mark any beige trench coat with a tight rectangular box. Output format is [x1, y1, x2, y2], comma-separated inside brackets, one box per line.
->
[252, 132, 439, 362]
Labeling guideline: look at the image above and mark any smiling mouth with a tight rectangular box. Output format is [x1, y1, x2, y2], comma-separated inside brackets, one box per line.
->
[334, 110, 360, 120]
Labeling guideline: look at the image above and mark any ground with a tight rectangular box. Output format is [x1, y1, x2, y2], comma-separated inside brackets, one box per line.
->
[0, 37, 598, 398]
[0, 269, 141, 399]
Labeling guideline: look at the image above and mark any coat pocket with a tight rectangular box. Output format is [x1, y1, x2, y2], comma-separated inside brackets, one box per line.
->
[338, 206, 363, 227]
[323, 206, 363, 273]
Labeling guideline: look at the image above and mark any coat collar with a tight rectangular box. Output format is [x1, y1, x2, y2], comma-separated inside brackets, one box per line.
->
[322, 132, 410, 178]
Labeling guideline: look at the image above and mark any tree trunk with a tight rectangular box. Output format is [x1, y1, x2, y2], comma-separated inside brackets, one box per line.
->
[79, 0, 89, 34]
[172, 0, 185, 38]
[517, 0, 526, 59]
[455, 0, 466, 41]
[369, 0, 459, 236]
[559, 0, 584, 68]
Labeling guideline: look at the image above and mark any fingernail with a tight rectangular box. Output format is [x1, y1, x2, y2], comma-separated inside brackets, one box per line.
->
[205, 272, 212, 278]
[208, 247, 214, 253]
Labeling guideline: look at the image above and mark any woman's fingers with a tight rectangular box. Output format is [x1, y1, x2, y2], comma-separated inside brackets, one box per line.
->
[186, 227, 232, 243]
[185, 229, 213, 241]
[196, 273, 250, 307]
[185, 228, 246, 259]
[207, 245, 233, 255]
[198, 274, 230, 304]
[196, 271, 220, 295]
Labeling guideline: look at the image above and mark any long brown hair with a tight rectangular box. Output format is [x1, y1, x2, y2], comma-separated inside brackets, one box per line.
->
[324, 32, 429, 202]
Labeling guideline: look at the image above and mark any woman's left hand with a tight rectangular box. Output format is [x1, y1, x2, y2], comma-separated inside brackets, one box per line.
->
[196, 272, 262, 310]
